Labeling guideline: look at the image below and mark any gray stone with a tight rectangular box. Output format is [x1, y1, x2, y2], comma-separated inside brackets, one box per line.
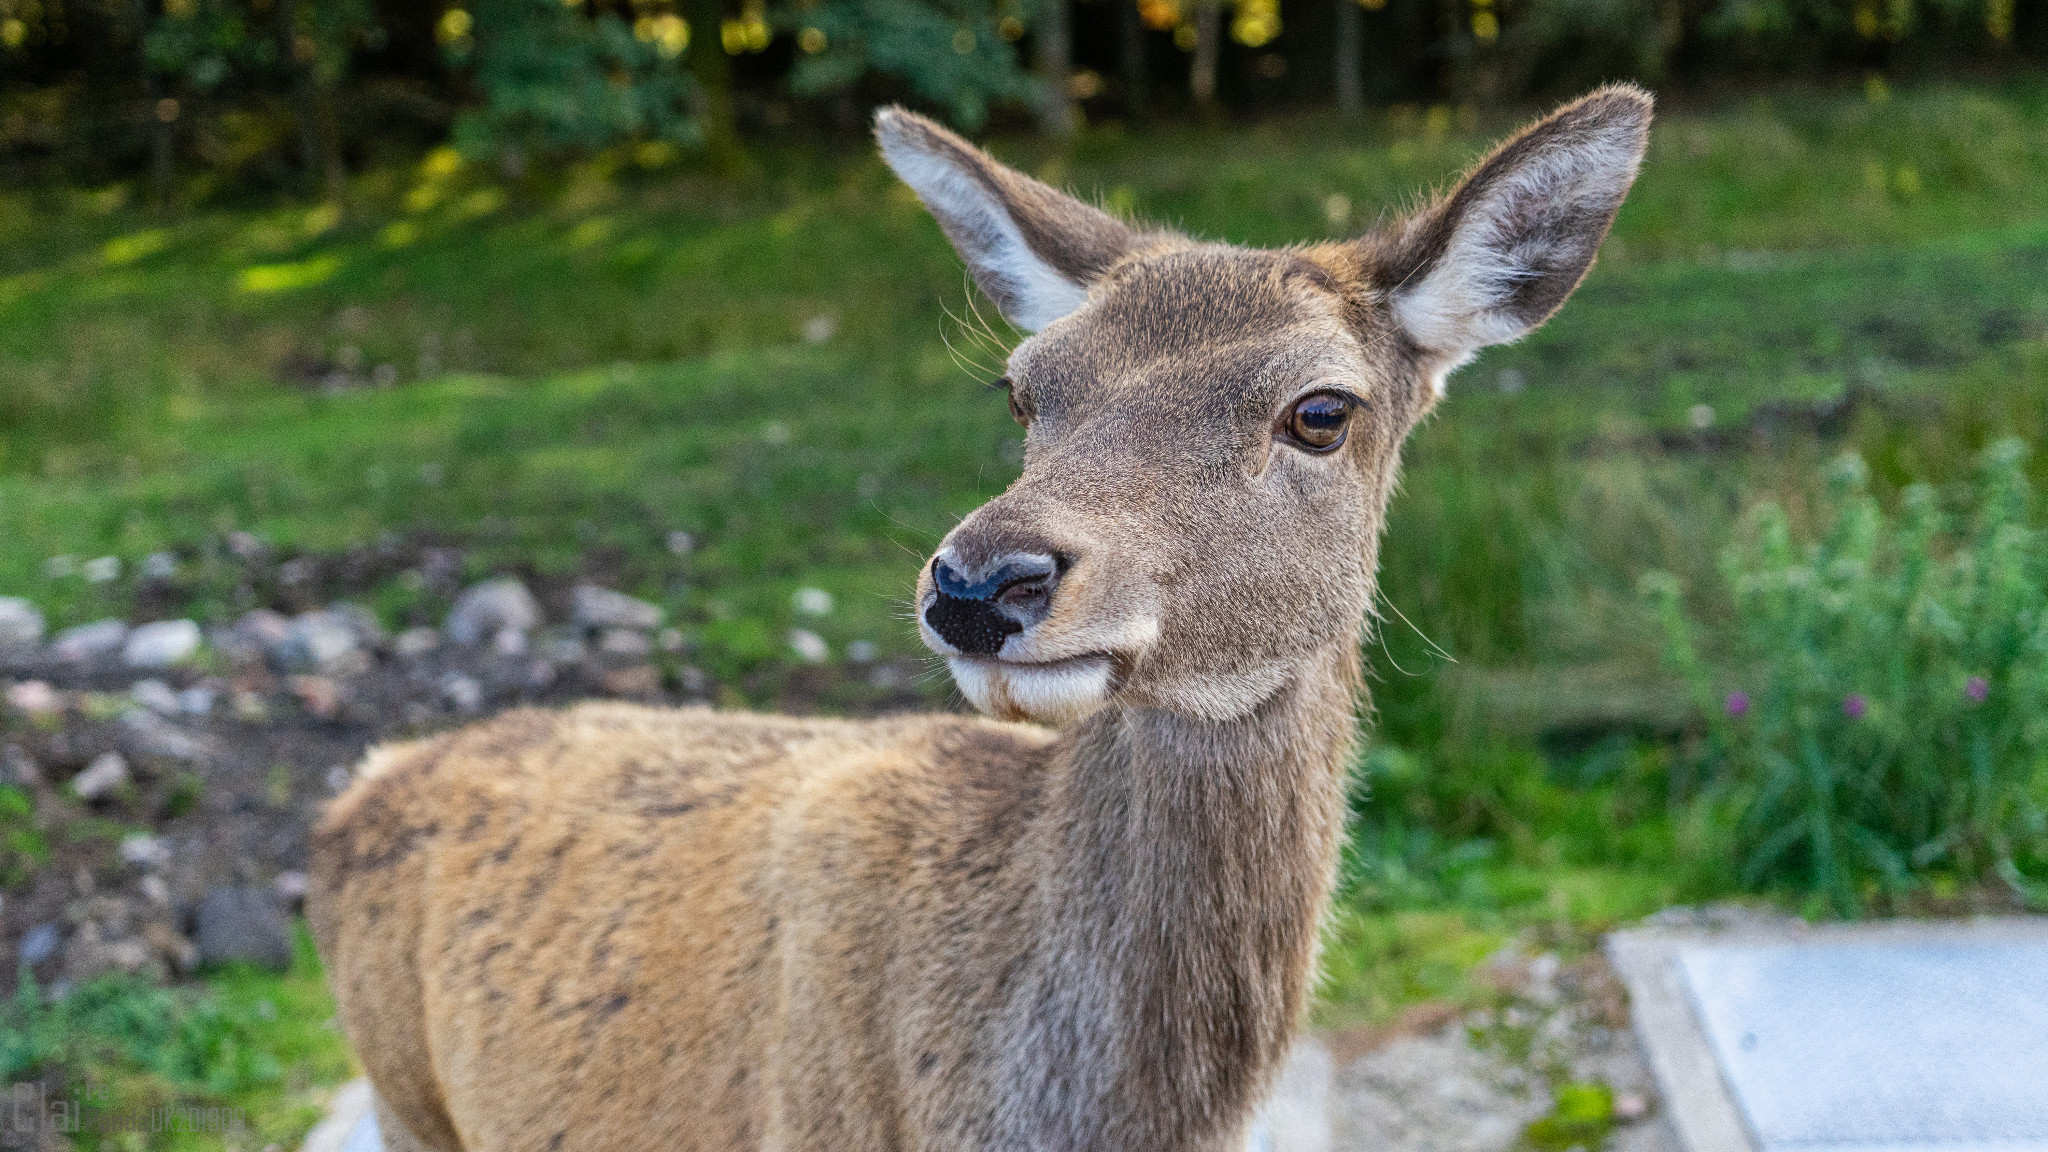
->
[19, 921, 62, 968]
[118, 833, 172, 870]
[70, 751, 130, 800]
[192, 886, 294, 971]
[3, 679, 60, 715]
[51, 618, 130, 661]
[2, 743, 41, 787]
[233, 608, 292, 652]
[0, 596, 44, 647]
[394, 626, 442, 658]
[571, 584, 663, 632]
[122, 619, 202, 668]
[120, 709, 208, 761]
[439, 671, 483, 713]
[446, 578, 540, 646]
[179, 684, 216, 716]
[597, 627, 653, 658]
[130, 678, 183, 716]
[276, 609, 367, 675]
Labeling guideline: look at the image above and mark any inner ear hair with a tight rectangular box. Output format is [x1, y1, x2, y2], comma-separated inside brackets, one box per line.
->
[875, 108, 1139, 332]
[1366, 84, 1654, 363]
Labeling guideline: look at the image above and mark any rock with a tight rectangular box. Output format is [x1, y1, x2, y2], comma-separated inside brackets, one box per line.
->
[229, 608, 292, 661]
[571, 584, 663, 632]
[446, 578, 541, 646]
[0, 596, 44, 647]
[538, 629, 587, 664]
[70, 752, 130, 800]
[600, 664, 662, 697]
[141, 551, 178, 580]
[120, 709, 208, 761]
[122, 619, 202, 668]
[130, 678, 183, 716]
[847, 640, 878, 664]
[439, 672, 483, 713]
[276, 609, 368, 675]
[4, 679, 62, 716]
[52, 618, 130, 661]
[325, 763, 353, 792]
[2, 743, 42, 787]
[788, 628, 830, 664]
[19, 921, 61, 968]
[492, 626, 528, 657]
[657, 627, 686, 653]
[274, 870, 309, 903]
[231, 690, 270, 722]
[192, 886, 294, 971]
[82, 556, 121, 583]
[394, 626, 442, 658]
[597, 628, 652, 658]
[793, 587, 834, 616]
[142, 920, 198, 972]
[666, 530, 695, 555]
[119, 833, 173, 870]
[679, 666, 709, 695]
[65, 919, 165, 984]
[290, 674, 343, 719]
[140, 874, 171, 905]
[179, 684, 217, 716]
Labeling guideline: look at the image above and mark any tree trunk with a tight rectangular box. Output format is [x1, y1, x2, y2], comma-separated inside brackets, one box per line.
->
[1118, 0, 1148, 120]
[685, 0, 746, 173]
[277, 0, 320, 185]
[1036, 0, 1076, 138]
[1190, 0, 1220, 106]
[1334, 0, 1363, 115]
[131, 0, 172, 210]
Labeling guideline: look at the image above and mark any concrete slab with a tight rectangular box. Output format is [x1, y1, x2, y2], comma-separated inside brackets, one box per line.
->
[1608, 914, 2048, 1152]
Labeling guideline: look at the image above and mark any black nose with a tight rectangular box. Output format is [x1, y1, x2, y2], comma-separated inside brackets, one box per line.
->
[925, 552, 1060, 656]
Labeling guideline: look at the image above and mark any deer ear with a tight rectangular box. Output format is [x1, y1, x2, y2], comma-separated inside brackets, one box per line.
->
[876, 107, 1137, 332]
[1369, 85, 1652, 370]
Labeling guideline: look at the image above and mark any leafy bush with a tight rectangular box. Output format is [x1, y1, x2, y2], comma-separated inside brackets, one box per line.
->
[451, 0, 701, 164]
[1647, 440, 2048, 914]
[785, 0, 1038, 130]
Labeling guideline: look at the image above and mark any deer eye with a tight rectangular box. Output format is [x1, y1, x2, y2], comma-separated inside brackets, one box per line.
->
[1282, 392, 1353, 452]
[996, 376, 1030, 426]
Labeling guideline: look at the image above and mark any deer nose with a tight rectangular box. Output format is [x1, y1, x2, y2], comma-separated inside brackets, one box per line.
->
[926, 551, 1061, 656]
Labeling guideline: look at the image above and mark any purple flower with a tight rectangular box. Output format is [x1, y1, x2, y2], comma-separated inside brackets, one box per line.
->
[1842, 693, 1868, 720]
[1966, 676, 1990, 704]
[1724, 691, 1750, 718]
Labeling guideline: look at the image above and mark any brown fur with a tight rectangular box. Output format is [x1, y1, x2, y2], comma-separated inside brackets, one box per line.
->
[310, 86, 1651, 1152]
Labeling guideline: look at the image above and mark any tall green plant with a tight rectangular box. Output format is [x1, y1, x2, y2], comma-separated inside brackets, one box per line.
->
[783, 0, 1038, 129]
[1646, 441, 2048, 914]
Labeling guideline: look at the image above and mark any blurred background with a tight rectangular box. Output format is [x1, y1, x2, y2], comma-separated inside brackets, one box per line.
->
[1, 0, 2046, 1146]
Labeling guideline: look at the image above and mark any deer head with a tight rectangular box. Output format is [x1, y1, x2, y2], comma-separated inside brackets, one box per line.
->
[881, 88, 1651, 726]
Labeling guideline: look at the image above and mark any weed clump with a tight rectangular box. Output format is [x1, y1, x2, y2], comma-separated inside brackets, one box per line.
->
[1647, 439, 2048, 914]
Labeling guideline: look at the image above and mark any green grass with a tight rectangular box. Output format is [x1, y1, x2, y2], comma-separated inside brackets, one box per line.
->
[4, 77, 2048, 1055]
[1, 924, 356, 1152]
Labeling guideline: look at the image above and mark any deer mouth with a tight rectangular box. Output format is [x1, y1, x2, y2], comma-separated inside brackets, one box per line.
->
[944, 652, 1117, 726]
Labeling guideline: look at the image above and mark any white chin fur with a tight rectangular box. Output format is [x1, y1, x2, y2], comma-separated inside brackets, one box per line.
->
[948, 657, 1113, 726]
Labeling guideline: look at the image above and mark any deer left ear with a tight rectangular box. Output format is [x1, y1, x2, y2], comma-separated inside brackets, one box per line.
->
[1367, 85, 1652, 374]
[875, 107, 1138, 332]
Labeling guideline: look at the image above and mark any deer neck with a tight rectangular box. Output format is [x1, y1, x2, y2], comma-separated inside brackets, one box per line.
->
[1004, 642, 1361, 1150]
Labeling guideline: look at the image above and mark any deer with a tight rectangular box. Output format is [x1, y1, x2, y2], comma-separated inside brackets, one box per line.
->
[308, 85, 1651, 1152]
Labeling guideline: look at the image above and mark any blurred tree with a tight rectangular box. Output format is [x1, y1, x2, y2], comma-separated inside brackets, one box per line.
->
[782, 0, 1038, 129]
[1187, 0, 1219, 106]
[445, 0, 701, 166]
[1334, 0, 1362, 113]
[1035, 0, 1077, 135]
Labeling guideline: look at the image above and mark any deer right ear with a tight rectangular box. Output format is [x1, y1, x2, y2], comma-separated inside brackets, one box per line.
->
[1366, 85, 1652, 377]
[876, 108, 1136, 332]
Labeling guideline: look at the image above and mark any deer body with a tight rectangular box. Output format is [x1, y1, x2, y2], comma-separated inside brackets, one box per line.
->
[311, 88, 1651, 1152]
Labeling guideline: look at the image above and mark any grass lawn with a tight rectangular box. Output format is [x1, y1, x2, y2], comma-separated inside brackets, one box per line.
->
[3, 77, 2047, 1131]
